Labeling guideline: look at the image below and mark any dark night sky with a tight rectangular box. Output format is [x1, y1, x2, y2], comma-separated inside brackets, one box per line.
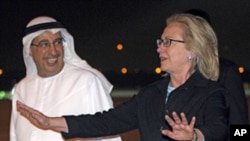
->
[1, 0, 250, 77]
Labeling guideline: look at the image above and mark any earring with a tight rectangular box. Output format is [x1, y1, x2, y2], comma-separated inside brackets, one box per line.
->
[187, 55, 192, 60]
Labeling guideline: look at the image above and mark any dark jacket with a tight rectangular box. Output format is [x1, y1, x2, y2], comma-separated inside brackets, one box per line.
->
[62, 70, 229, 141]
[218, 57, 249, 124]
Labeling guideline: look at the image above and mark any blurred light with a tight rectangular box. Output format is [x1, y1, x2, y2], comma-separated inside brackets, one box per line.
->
[0, 90, 13, 100]
[239, 66, 244, 74]
[0, 91, 5, 99]
[155, 67, 161, 74]
[0, 68, 3, 76]
[116, 43, 123, 51]
[121, 67, 128, 74]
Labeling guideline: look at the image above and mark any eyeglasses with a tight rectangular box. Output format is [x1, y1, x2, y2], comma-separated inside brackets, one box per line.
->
[31, 37, 65, 48]
[156, 38, 185, 48]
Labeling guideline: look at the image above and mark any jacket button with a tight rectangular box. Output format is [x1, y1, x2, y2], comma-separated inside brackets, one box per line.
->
[165, 109, 169, 114]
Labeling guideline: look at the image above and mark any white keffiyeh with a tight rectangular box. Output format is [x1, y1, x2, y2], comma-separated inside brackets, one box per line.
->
[22, 16, 112, 94]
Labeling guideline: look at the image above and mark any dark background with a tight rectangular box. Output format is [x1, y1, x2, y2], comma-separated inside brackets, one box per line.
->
[0, 0, 250, 89]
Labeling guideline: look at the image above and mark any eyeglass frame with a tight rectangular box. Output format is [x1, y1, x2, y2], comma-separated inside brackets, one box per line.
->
[156, 38, 185, 48]
[30, 37, 65, 49]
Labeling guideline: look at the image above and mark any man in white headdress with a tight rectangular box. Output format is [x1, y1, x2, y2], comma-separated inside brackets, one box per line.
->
[10, 16, 122, 141]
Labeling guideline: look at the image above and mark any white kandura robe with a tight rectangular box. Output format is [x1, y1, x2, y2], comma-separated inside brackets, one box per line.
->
[10, 64, 121, 141]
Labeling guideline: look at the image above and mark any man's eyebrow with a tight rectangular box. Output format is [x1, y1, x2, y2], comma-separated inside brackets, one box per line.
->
[37, 39, 49, 43]
[54, 37, 63, 40]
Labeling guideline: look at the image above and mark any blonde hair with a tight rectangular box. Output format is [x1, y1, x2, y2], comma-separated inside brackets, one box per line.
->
[166, 13, 219, 81]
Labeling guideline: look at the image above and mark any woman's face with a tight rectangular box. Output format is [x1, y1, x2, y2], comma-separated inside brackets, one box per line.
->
[29, 31, 64, 77]
[156, 22, 193, 75]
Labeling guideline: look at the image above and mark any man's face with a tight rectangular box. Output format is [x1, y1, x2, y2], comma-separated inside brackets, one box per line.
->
[30, 31, 64, 77]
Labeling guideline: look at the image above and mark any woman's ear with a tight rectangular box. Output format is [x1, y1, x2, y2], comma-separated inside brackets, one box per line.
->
[187, 54, 193, 60]
[187, 52, 197, 60]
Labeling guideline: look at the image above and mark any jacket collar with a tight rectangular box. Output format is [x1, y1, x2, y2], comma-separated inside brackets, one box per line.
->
[154, 70, 209, 94]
